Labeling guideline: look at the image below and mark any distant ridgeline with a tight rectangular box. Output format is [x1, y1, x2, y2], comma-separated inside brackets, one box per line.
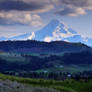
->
[0, 40, 92, 74]
[0, 40, 92, 54]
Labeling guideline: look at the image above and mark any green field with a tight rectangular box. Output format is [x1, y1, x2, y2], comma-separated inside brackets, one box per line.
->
[0, 73, 92, 92]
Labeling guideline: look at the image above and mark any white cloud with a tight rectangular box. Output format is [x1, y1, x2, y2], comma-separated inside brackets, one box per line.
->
[56, 6, 86, 16]
[68, 7, 86, 16]
[52, 0, 92, 9]
[53, 0, 92, 16]
[0, 0, 54, 13]
[0, 11, 43, 27]
[31, 14, 43, 27]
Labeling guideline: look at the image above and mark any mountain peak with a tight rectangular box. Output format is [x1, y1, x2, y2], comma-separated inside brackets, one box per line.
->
[50, 19, 60, 23]
[0, 19, 92, 47]
[34, 19, 78, 42]
[49, 19, 67, 27]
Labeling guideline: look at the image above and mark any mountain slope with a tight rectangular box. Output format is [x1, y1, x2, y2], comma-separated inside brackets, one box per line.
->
[35, 19, 79, 42]
[34, 19, 92, 47]
[0, 19, 92, 47]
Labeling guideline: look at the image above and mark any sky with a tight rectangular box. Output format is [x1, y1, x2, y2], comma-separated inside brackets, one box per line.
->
[0, 0, 92, 38]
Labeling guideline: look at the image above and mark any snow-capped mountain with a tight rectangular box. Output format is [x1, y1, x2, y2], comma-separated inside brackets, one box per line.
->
[35, 19, 81, 42]
[34, 19, 92, 47]
[0, 19, 92, 47]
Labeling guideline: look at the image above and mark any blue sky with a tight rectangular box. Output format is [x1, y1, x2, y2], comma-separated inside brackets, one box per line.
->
[0, 0, 92, 38]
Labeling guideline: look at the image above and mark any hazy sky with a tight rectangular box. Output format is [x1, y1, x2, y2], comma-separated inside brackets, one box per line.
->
[0, 0, 92, 38]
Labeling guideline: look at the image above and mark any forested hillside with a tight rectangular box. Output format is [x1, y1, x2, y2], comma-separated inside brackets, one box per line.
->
[0, 40, 91, 54]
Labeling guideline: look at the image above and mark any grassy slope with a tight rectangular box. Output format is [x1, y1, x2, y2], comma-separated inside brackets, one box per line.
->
[0, 80, 59, 92]
[0, 73, 92, 92]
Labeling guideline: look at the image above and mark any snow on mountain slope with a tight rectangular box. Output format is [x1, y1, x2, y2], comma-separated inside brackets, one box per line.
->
[34, 19, 92, 47]
[0, 37, 7, 41]
[34, 19, 84, 43]
[85, 38, 92, 47]
[0, 19, 92, 47]
[9, 33, 32, 40]
[33, 20, 77, 42]
[0, 33, 33, 41]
